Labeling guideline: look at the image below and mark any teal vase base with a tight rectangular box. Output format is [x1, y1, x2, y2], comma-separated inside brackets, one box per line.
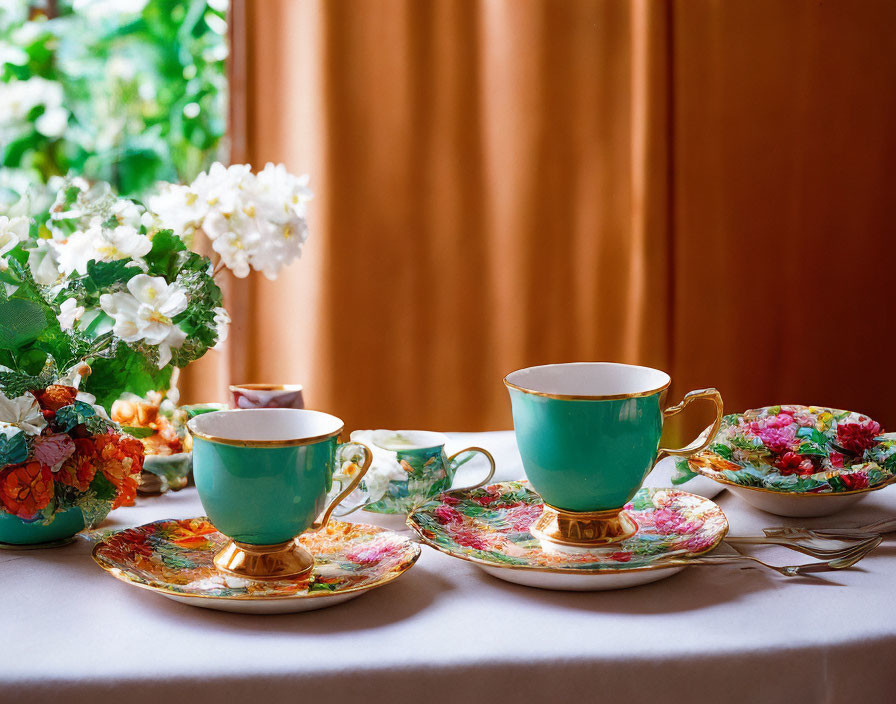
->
[0, 535, 77, 550]
[0, 507, 86, 547]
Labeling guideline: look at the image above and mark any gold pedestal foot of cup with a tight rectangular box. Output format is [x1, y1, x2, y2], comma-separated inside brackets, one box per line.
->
[213, 539, 314, 581]
[530, 504, 639, 549]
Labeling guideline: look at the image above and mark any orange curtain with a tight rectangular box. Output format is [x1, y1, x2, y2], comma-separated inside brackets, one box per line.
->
[182, 0, 896, 438]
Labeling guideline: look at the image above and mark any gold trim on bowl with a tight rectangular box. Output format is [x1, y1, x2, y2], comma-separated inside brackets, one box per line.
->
[91, 530, 421, 602]
[503, 363, 671, 401]
[690, 460, 896, 498]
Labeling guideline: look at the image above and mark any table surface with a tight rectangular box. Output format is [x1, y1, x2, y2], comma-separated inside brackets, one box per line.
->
[5, 431, 896, 704]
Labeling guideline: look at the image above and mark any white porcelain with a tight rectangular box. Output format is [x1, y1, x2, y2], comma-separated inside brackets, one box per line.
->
[503, 361, 670, 396]
[161, 591, 363, 614]
[648, 456, 724, 499]
[726, 485, 868, 517]
[188, 407, 343, 441]
[478, 564, 685, 591]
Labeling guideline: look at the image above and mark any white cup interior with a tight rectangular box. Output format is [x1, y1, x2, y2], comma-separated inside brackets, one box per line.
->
[188, 408, 342, 442]
[371, 429, 448, 451]
[505, 362, 670, 396]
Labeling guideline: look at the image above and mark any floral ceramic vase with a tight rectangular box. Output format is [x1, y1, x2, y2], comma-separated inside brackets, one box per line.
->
[0, 383, 144, 546]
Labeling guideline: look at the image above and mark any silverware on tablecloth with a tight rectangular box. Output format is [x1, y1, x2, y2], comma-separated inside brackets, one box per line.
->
[660, 544, 877, 577]
[724, 533, 883, 560]
[764, 517, 896, 540]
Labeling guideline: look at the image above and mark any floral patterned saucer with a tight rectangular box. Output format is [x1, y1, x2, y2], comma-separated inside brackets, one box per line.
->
[92, 518, 420, 614]
[673, 405, 896, 517]
[407, 482, 727, 591]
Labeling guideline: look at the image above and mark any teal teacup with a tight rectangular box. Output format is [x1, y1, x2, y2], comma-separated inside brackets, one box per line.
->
[187, 408, 372, 580]
[505, 362, 722, 548]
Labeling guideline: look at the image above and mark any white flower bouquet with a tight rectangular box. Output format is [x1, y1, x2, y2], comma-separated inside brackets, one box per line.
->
[0, 162, 311, 411]
[149, 162, 312, 279]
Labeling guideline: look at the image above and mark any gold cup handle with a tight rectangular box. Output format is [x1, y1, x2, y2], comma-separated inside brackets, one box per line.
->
[657, 388, 724, 458]
[447, 447, 497, 492]
[312, 442, 373, 529]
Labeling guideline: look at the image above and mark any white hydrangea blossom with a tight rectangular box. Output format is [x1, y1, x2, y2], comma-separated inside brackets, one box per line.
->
[56, 298, 86, 331]
[0, 215, 29, 269]
[0, 390, 47, 437]
[99, 274, 188, 368]
[212, 306, 230, 349]
[53, 223, 152, 276]
[0, 77, 69, 141]
[148, 161, 312, 280]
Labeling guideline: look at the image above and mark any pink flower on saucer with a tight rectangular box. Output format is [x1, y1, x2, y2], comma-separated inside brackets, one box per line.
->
[453, 528, 490, 551]
[433, 505, 463, 525]
[507, 505, 542, 532]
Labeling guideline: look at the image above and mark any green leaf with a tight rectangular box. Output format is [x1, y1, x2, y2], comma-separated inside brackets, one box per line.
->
[143, 229, 188, 279]
[308, 581, 339, 593]
[0, 298, 48, 350]
[671, 458, 699, 485]
[82, 259, 138, 292]
[0, 431, 29, 466]
[53, 401, 113, 435]
[83, 351, 172, 412]
[121, 426, 154, 439]
[797, 442, 828, 457]
[709, 443, 732, 459]
[796, 427, 829, 447]
[0, 359, 57, 397]
[89, 471, 117, 502]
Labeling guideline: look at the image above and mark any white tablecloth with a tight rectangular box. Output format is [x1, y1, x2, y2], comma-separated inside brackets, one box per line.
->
[4, 431, 896, 704]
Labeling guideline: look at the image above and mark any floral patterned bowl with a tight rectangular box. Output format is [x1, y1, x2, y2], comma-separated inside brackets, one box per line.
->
[407, 482, 728, 591]
[673, 405, 896, 517]
[92, 518, 420, 614]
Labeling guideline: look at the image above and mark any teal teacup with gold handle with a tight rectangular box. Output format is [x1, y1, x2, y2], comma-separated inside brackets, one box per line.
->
[504, 362, 723, 549]
[187, 408, 371, 580]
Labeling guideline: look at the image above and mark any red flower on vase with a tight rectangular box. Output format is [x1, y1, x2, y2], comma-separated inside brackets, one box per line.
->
[836, 421, 881, 455]
[0, 461, 54, 519]
[55, 438, 98, 492]
[94, 433, 144, 509]
[33, 385, 78, 412]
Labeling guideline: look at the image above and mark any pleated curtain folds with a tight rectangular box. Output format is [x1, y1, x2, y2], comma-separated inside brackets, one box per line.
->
[181, 0, 896, 440]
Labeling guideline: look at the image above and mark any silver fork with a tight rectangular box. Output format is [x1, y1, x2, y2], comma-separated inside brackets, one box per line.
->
[662, 545, 876, 577]
[724, 534, 882, 560]
[764, 518, 896, 540]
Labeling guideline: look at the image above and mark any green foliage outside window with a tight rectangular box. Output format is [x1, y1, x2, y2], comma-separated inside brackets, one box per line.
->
[0, 0, 228, 204]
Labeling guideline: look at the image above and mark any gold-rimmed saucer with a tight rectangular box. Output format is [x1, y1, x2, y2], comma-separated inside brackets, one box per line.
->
[92, 518, 420, 614]
[407, 482, 728, 591]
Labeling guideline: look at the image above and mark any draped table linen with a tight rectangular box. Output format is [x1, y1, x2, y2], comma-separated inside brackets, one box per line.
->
[4, 431, 896, 703]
